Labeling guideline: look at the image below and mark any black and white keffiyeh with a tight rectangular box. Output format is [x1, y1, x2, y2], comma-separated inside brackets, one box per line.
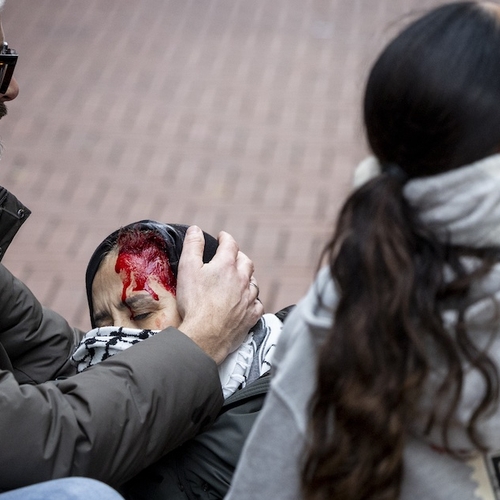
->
[81, 219, 286, 398]
[72, 313, 283, 399]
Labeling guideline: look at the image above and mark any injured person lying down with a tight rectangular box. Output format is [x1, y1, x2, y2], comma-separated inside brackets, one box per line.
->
[72, 220, 293, 499]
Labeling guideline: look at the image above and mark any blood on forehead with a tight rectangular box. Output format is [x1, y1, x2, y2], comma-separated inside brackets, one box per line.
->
[114, 229, 177, 303]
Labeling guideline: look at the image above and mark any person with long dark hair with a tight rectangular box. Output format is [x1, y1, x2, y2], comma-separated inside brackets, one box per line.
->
[226, 2, 500, 499]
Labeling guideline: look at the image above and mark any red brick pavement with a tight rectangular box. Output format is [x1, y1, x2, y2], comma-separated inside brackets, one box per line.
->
[0, 0, 448, 330]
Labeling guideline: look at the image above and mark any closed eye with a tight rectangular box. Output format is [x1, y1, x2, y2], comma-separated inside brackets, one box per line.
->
[132, 312, 152, 321]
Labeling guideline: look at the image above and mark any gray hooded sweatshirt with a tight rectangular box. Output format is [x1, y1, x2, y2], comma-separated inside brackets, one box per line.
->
[227, 153, 500, 500]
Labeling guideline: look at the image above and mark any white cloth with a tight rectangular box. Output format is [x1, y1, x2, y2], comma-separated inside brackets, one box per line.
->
[353, 152, 500, 248]
[217, 313, 283, 398]
[72, 313, 284, 399]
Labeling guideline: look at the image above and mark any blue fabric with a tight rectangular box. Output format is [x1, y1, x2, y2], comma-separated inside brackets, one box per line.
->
[0, 478, 124, 500]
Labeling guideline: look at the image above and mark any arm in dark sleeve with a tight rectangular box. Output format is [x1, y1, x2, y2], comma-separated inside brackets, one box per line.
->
[0, 327, 223, 491]
[0, 263, 83, 383]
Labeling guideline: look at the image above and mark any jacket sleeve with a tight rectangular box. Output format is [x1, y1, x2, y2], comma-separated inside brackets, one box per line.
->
[0, 263, 83, 383]
[0, 327, 223, 491]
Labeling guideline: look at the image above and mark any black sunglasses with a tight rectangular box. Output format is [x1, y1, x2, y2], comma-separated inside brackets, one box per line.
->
[0, 42, 17, 94]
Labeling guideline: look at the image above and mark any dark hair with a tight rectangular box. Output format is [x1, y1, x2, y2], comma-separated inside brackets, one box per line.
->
[86, 220, 218, 327]
[302, 3, 500, 500]
[366, 1, 500, 177]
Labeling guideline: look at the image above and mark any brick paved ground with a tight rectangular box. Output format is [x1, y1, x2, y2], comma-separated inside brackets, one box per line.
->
[0, 0, 448, 330]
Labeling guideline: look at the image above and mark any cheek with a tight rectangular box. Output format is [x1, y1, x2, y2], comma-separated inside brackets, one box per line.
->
[155, 309, 181, 330]
[153, 317, 166, 330]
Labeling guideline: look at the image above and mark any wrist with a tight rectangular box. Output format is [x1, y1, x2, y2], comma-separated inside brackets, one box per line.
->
[178, 319, 229, 365]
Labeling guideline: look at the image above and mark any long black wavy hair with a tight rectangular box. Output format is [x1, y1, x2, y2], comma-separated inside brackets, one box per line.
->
[302, 3, 500, 499]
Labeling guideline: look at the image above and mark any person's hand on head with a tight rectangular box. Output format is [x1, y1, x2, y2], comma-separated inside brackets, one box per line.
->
[176, 225, 264, 364]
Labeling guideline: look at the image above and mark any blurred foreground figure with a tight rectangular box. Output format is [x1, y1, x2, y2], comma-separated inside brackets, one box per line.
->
[227, 2, 500, 500]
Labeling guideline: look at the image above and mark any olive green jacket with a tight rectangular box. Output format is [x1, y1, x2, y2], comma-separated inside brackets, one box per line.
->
[0, 187, 223, 491]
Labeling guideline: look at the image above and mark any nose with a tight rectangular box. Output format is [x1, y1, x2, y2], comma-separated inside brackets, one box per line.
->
[1, 76, 18, 101]
[111, 311, 135, 329]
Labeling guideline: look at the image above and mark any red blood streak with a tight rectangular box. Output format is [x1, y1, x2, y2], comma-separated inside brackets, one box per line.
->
[114, 230, 177, 313]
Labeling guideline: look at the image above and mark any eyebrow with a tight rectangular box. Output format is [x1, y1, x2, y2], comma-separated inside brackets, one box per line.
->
[123, 294, 156, 308]
[92, 300, 130, 326]
[92, 293, 157, 325]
